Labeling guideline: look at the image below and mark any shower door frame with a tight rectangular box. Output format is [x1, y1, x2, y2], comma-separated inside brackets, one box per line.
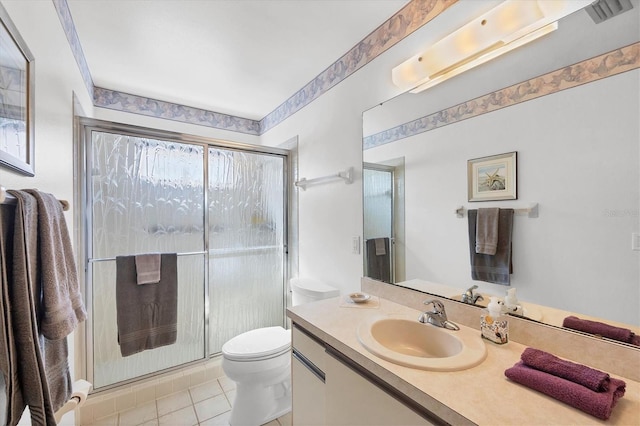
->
[363, 162, 396, 283]
[75, 117, 293, 392]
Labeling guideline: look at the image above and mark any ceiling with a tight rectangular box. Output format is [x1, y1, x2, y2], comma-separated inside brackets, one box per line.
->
[66, 0, 409, 120]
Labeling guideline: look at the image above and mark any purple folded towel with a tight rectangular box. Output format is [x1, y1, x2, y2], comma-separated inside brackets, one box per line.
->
[521, 348, 610, 391]
[563, 315, 638, 346]
[505, 362, 626, 420]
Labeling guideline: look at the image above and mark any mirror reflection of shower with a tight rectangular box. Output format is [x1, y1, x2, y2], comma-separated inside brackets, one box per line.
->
[363, 159, 405, 284]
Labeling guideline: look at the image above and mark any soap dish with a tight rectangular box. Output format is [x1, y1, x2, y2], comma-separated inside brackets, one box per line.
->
[349, 292, 371, 303]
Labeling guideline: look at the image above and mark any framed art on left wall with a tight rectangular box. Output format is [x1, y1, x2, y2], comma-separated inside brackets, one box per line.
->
[0, 3, 34, 176]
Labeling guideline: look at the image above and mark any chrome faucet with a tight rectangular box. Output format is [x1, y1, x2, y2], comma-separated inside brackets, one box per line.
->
[418, 300, 460, 331]
[461, 285, 484, 305]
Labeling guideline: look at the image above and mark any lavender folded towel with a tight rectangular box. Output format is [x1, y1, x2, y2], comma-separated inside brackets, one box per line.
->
[505, 362, 626, 420]
[563, 315, 638, 346]
[521, 347, 610, 391]
[135, 253, 161, 285]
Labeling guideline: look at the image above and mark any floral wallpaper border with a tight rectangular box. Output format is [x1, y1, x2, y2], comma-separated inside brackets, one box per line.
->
[363, 42, 640, 150]
[52, 0, 94, 97]
[53, 0, 456, 135]
[259, 0, 457, 133]
[92, 88, 262, 135]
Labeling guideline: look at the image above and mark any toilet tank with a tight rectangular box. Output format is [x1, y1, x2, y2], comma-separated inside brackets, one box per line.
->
[290, 277, 339, 306]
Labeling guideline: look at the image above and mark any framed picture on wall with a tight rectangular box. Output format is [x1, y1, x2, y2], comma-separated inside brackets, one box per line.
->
[468, 152, 517, 202]
[0, 3, 35, 176]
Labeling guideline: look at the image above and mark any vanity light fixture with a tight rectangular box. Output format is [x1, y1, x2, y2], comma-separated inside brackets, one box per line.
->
[392, 0, 593, 93]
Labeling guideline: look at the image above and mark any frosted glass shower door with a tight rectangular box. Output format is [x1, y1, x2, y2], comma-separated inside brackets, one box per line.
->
[363, 166, 394, 283]
[89, 131, 206, 389]
[208, 148, 286, 354]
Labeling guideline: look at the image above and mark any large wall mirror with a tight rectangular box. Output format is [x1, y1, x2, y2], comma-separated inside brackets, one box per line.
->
[362, 1, 639, 346]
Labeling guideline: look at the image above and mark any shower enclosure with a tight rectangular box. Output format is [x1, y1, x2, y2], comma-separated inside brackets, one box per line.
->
[77, 119, 290, 390]
[363, 160, 405, 284]
[363, 164, 395, 283]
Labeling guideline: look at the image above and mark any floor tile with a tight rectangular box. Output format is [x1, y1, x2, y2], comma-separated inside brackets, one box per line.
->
[194, 393, 231, 423]
[198, 410, 231, 426]
[262, 420, 279, 426]
[217, 376, 236, 392]
[86, 413, 118, 426]
[189, 380, 224, 403]
[277, 411, 292, 426]
[156, 390, 192, 417]
[158, 405, 198, 426]
[119, 400, 157, 425]
[223, 389, 236, 406]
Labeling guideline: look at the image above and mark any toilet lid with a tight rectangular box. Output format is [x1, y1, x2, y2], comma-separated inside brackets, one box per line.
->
[222, 326, 291, 361]
[290, 278, 339, 299]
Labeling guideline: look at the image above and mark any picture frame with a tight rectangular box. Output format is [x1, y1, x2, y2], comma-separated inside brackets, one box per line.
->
[0, 3, 35, 176]
[468, 152, 517, 202]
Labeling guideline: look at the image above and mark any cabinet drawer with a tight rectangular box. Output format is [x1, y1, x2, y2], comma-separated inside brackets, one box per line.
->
[292, 324, 326, 371]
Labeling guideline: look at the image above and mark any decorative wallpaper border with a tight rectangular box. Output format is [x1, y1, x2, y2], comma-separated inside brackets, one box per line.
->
[259, 0, 457, 133]
[92, 88, 262, 135]
[53, 0, 456, 135]
[52, 0, 94, 97]
[363, 42, 640, 150]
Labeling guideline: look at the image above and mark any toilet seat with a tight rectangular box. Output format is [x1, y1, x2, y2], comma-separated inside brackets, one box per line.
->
[222, 326, 291, 361]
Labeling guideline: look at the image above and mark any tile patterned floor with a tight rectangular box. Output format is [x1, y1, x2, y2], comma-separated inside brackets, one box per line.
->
[84, 376, 292, 426]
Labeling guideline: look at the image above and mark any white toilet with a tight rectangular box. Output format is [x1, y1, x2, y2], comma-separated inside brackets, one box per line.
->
[221, 278, 339, 426]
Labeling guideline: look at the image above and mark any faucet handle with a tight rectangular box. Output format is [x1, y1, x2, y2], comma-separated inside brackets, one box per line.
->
[420, 299, 459, 330]
[423, 299, 445, 313]
[462, 285, 483, 304]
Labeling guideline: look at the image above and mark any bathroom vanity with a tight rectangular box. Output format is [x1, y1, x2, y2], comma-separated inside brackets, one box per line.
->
[287, 291, 640, 425]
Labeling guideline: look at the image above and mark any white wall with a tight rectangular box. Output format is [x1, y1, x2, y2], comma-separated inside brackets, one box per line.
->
[364, 70, 640, 326]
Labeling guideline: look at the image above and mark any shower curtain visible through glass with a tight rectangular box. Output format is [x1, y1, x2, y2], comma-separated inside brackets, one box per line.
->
[85, 127, 286, 389]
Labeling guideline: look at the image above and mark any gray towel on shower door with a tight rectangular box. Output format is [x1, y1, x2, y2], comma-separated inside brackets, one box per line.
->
[468, 209, 514, 285]
[116, 254, 178, 357]
[475, 208, 500, 255]
[365, 238, 391, 283]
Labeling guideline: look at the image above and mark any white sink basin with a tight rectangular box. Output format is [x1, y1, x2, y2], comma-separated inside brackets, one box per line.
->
[357, 314, 487, 371]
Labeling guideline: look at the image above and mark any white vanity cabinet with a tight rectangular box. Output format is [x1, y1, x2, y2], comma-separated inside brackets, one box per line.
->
[291, 325, 327, 425]
[292, 323, 436, 425]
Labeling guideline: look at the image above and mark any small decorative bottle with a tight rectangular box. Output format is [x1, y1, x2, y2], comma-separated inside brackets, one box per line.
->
[504, 288, 524, 316]
[481, 297, 509, 344]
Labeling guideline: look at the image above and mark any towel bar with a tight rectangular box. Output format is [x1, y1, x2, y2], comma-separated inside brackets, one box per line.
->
[295, 167, 353, 191]
[0, 185, 70, 211]
[455, 203, 538, 218]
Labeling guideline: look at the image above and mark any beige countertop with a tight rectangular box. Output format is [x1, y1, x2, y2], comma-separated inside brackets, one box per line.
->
[287, 296, 640, 425]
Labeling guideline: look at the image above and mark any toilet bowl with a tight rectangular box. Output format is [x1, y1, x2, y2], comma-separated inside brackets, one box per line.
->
[221, 278, 338, 425]
[222, 327, 291, 426]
